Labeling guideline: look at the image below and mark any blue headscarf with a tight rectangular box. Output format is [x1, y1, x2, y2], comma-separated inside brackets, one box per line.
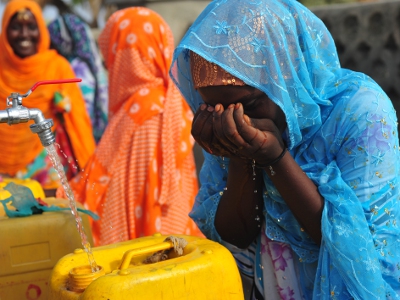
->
[170, 0, 381, 151]
[171, 0, 400, 298]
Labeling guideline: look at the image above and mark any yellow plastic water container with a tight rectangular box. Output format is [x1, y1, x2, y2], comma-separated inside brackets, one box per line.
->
[49, 233, 244, 299]
[0, 179, 94, 300]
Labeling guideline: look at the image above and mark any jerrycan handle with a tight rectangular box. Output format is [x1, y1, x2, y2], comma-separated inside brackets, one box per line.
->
[119, 241, 174, 270]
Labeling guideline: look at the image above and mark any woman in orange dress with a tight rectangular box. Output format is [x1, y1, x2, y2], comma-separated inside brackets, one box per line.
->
[67, 7, 201, 246]
[0, 0, 95, 196]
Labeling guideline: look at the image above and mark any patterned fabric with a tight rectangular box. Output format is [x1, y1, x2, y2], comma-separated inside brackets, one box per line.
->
[170, 0, 400, 299]
[66, 7, 201, 246]
[190, 51, 246, 88]
[48, 13, 109, 143]
[0, 0, 95, 189]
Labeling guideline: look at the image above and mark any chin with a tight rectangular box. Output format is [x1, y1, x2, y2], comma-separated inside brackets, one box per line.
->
[15, 50, 35, 58]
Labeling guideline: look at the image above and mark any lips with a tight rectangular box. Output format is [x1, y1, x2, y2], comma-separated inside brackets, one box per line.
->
[11, 39, 36, 58]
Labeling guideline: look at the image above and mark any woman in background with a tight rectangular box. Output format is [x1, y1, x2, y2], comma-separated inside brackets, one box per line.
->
[48, 14, 109, 143]
[67, 7, 201, 246]
[0, 0, 95, 196]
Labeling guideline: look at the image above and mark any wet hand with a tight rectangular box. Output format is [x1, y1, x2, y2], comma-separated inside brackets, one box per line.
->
[213, 103, 285, 164]
[191, 104, 231, 156]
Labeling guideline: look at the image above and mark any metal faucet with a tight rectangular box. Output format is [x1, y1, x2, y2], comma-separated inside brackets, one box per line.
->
[0, 79, 82, 147]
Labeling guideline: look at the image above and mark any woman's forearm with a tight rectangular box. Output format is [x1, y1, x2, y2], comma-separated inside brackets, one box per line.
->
[215, 157, 264, 248]
[264, 151, 324, 244]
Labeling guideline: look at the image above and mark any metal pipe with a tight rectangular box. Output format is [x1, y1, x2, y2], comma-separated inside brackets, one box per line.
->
[0, 106, 55, 146]
[0, 110, 9, 123]
[28, 108, 46, 124]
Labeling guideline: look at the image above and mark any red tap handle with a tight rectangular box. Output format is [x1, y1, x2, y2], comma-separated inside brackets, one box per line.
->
[30, 78, 82, 92]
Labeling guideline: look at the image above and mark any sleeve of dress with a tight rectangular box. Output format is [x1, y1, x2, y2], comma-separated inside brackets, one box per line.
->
[189, 150, 228, 243]
[309, 87, 400, 299]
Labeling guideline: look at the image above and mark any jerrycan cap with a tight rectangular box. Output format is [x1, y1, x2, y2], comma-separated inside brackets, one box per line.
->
[68, 265, 105, 293]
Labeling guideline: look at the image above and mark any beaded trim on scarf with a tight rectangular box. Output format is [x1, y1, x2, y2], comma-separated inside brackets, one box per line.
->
[190, 52, 246, 89]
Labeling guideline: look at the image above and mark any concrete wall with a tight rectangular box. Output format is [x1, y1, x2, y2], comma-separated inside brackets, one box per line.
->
[312, 0, 400, 113]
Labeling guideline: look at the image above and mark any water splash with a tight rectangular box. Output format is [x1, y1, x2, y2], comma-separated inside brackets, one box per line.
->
[45, 144, 99, 272]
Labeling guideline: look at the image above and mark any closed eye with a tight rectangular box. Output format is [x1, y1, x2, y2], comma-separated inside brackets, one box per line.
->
[28, 24, 38, 30]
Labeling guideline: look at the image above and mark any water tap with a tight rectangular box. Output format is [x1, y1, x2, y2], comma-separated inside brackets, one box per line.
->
[0, 79, 82, 147]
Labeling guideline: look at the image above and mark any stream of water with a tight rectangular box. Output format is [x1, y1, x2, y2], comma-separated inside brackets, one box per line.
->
[45, 143, 99, 272]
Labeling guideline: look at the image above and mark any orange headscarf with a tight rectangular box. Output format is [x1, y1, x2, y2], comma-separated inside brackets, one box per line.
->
[68, 7, 201, 245]
[0, 0, 95, 175]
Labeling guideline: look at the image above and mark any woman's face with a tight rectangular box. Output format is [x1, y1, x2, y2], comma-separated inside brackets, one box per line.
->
[6, 9, 39, 58]
[197, 85, 287, 133]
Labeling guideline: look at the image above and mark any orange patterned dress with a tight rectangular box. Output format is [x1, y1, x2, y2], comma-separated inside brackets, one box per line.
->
[67, 7, 202, 246]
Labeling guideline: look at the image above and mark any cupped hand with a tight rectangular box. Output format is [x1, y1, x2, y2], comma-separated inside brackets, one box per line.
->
[191, 104, 232, 157]
[213, 103, 285, 165]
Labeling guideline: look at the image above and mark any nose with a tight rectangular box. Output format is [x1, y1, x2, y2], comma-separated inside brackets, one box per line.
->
[20, 25, 29, 37]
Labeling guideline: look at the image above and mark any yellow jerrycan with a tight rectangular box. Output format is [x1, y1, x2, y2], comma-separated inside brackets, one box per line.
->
[49, 233, 244, 299]
[0, 178, 94, 300]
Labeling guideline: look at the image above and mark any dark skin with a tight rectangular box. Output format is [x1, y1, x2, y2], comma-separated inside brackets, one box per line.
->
[6, 10, 39, 58]
[192, 85, 324, 248]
